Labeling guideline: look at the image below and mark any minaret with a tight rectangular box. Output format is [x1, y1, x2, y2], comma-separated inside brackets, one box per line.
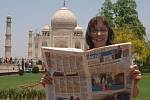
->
[5, 15, 12, 58]
[28, 29, 33, 59]
[63, 0, 66, 7]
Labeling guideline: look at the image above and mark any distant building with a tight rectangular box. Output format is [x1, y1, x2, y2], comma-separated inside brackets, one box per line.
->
[28, 6, 85, 60]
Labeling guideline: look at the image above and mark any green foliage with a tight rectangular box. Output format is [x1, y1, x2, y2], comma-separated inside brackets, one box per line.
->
[141, 69, 150, 73]
[113, 0, 137, 26]
[144, 56, 150, 66]
[140, 66, 150, 73]
[99, 0, 146, 38]
[36, 60, 42, 65]
[0, 88, 45, 100]
[101, 0, 149, 62]
[0, 90, 8, 99]
[100, 0, 114, 27]
[18, 69, 24, 76]
[114, 0, 146, 38]
[113, 27, 149, 63]
[32, 67, 39, 73]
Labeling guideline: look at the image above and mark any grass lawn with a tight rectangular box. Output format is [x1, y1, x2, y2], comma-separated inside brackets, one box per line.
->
[0, 73, 150, 100]
[0, 73, 43, 89]
[132, 73, 150, 100]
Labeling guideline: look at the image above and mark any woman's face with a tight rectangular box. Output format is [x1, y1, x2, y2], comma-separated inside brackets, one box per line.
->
[90, 21, 108, 48]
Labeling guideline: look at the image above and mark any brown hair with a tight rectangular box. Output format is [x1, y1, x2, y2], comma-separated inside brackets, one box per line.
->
[86, 16, 114, 49]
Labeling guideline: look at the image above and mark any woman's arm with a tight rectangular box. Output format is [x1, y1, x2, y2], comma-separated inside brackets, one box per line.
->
[130, 65, 142, 98]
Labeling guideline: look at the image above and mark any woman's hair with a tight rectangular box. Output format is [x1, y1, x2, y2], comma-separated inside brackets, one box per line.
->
[85, 16, 115, 49]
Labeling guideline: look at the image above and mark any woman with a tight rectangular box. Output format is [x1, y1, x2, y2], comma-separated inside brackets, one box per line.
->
[41, 16, 141, 99]
[85, 16, 141, 98]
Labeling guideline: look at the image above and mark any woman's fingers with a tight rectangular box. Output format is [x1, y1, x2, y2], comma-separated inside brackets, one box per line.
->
[129, 65, 142, 84]
[131, 69, 141, 75]
[43, 72, 50, 77]
[131, 73, 142, 80]
[130, 70, 141, 80]
[130, 65, 138, 72]
[130, 65, 141, 75]
[40, 77, 46, 87]
[40, 73, 53, 87]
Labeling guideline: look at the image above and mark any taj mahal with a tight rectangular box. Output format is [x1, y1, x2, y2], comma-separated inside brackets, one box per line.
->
[1, 3, 86, 62]
[28, 5, 85, 60]
[0, 3, 86, 73]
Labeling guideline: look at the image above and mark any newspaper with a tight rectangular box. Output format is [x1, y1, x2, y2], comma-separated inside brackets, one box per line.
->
[42, 43, 133, 100]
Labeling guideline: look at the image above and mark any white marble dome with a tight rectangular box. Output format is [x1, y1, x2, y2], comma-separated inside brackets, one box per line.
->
[28, 28, 33, 32]
[7, 15, 12, 19]
[51, 7, 77, 29]
[74, 25, 83, 32]
[42, 25, 50, 31]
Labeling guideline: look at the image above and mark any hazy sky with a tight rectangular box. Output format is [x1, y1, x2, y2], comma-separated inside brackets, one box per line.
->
[0, 0, 150, 58]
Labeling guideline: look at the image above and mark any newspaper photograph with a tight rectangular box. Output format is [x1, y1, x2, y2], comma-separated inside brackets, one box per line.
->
[42, 42, 133, 100]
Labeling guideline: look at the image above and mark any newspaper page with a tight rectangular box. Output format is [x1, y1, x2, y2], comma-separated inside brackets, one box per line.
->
[42, 42, 132, 100]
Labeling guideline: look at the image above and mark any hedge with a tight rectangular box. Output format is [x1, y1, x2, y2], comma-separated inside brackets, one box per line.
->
[0, 88, 45, 100]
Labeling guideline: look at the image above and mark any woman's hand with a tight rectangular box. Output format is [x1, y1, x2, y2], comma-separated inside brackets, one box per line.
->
[40, 72, 53, 87]
[130, 65, 142, 98]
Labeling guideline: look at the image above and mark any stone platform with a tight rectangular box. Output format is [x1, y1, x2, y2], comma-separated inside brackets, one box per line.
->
[0, 64, 19, 74]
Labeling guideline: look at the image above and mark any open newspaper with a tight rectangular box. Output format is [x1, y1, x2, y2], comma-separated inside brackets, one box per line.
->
[42, 43, 133, 100]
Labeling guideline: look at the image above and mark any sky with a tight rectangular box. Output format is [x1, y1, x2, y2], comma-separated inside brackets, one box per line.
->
[0, 0, 150, 58]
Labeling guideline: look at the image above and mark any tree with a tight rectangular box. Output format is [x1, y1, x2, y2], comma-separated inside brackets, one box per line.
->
[113, 27, 149, 63]
[113, 0, 146, 38]
[100, 0, 114, 27]
[100, 0, 146, 38]
[99, 0, 149, 63]
[144, 34, 150, 65]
